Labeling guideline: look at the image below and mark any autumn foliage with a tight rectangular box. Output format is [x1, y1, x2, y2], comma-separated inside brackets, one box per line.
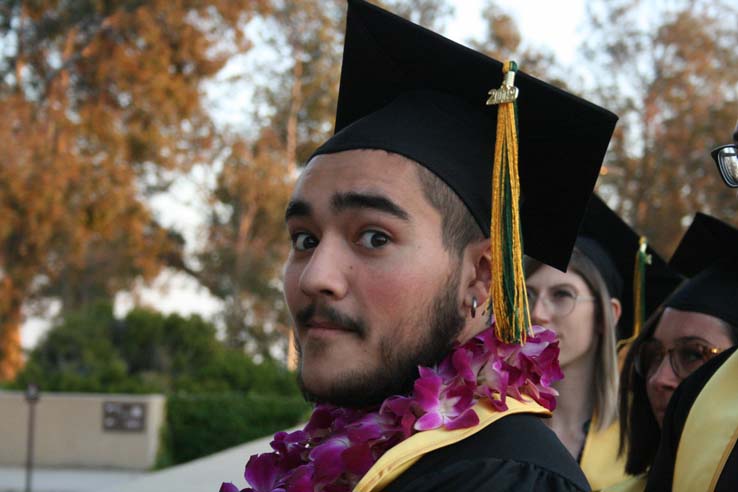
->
[1, 0, 737, 381]
[0, 0, 261, 380]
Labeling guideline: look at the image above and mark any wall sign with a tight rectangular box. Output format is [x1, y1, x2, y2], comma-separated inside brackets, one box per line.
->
[102, 401, 147, 432]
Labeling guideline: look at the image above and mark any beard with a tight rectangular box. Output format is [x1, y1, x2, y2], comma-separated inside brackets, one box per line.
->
[295, 268, 466, 408]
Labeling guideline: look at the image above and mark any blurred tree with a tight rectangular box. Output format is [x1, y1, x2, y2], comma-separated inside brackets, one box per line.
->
[380, 0, 454, 34]
[13, 302, 129, 392]
[472, 1, 568, 86]
[193, 0, 344, 357]
[582, 0, 738, 254]
[259, 0, 345, 168]
[0, 0, 264, 379]
[13, 302, 301, 395]
[195, 132, 294, 356]
[193, 0, 453, 358]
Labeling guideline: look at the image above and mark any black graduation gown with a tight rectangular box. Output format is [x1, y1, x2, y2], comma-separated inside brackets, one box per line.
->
[384, 413, 591, 492]
[646, 346, 738, 492]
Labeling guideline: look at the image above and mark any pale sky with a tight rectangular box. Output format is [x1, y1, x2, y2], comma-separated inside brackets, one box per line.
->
[448, 0, 586, 66]
[21, 0, 588, 349]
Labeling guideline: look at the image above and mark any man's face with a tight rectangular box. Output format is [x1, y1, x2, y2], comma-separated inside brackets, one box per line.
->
[283, 149, 466, 407]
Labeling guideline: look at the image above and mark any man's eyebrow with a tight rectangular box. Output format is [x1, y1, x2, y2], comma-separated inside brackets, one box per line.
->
[331, 192, 410, 221]
[285, 200, 312, 221]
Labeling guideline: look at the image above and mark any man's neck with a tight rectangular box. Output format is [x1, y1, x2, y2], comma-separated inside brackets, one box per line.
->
[455, 317, 489, 345]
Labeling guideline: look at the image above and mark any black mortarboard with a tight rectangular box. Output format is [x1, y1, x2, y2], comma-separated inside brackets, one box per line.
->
[667, 213, 738, 328]
[311, 0, 618, 272]
[576, 195, 683, 340]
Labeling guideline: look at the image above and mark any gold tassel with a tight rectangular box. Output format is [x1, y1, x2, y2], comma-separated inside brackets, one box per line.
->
[486, 61, 530, 344]
[617, 236, 652, 352]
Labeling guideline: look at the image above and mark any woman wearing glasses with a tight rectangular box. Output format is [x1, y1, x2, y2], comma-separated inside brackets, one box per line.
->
[609, 213, 738, 492]
[524, 195, 679, 490]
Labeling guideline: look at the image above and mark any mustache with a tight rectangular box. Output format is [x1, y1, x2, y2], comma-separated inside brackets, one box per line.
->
[295, 304, 367, 338]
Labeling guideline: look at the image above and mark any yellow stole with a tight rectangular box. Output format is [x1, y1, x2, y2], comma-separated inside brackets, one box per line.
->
[353, 398, 550, 492]
[580, 420, 629, 490]
[674, 349, 738, 492]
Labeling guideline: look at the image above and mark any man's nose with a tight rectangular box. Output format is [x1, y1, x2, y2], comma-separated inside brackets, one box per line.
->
[298, 237, 349, 300]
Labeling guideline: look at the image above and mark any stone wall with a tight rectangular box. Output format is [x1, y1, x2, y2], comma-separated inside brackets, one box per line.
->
[0, 391, 165, 470]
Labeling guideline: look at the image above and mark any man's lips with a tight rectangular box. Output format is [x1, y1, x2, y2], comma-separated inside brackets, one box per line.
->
[306, 321, 346, 331]
[295, 304, 367, 338]
[302, 319, 355, 334]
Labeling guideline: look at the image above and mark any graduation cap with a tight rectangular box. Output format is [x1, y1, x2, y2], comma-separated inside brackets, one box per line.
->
[576, 195, 683, 341]
[667, 213, 738, 328]
[311, 0, 618, 342]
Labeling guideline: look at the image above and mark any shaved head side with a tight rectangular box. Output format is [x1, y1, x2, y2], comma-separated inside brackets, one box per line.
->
[414, 163, 484, 257]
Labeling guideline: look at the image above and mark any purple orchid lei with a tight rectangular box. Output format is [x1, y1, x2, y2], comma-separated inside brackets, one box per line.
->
[221, 323, 562, 492]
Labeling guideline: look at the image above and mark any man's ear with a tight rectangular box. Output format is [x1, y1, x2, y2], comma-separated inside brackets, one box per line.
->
[462, 237, 492, 308]
[610, 297, 622, 325]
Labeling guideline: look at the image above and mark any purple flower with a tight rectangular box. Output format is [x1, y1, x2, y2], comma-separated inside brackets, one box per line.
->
[310, 435, 350, 486]
[244, 453, 285, 492]
[342, 441, 375, 475]
[269, 431, 308, 470]
[305, 405, 337, 439]
[345, 412, 393, 444]
[380, 396, 416, 438]
[220, 483, 241, 492]
[331, 407, 366, 433]
[520, 379, 558, 411]
[283, 465, 312, 492]
[451, 346, 484, 384]
[413, 367, 478, 431]
[478, 358, 511, 410]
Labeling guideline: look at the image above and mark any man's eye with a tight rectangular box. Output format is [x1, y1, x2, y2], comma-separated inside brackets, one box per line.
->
[292, 232, 318, 251]
[357, 230, 390, 249]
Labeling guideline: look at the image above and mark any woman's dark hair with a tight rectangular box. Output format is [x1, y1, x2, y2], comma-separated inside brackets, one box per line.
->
[618, 308, 663, 475]
[618, 306, 738, 474]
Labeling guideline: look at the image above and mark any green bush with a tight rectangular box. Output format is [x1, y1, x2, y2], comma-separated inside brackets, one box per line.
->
[13, 303, 130, 392]
[13, 303, 302, 396]
[11, 302, 310, 467]
[164, 392, 311, 465]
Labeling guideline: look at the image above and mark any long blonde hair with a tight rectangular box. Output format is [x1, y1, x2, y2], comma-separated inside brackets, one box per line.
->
[525, 247, 620, 431]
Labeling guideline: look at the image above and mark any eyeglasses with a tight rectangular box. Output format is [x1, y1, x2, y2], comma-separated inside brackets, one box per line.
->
[634, 338, 723, 380]
[526, 288, 596, 318]
[711, 144, 738, 188]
